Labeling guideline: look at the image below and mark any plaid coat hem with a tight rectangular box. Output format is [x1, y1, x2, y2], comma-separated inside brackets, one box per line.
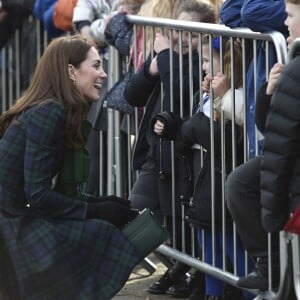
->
[0, 101, 141, 299]
[0, 214, 140, 300]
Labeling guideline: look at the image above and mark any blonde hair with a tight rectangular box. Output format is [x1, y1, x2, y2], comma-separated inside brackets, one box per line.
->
[119, 0, 146, 14]
[138, 0, 180, 19]
[224, 39, 243, 89]
[206, 0, 224, 20]
[137, 0, 182, 57]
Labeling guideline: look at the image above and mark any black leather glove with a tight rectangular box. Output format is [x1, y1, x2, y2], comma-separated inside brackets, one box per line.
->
[99, 195, 131, 206]
[86, 200, 131, 228]
[85, 194, 131, 206]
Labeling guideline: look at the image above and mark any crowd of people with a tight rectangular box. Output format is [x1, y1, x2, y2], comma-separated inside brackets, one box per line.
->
[1, 0, 300, 299]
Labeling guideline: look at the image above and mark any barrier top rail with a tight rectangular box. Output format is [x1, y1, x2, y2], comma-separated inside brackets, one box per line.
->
[126, 15, 287, 64]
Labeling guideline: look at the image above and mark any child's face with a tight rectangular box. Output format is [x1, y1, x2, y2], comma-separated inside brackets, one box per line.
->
[173, 12, 200, 54]
[202, 44, 221, 76]
[285, 2, 300, 48]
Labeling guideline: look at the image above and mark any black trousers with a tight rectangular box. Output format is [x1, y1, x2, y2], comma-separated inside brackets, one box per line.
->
[226, 156, 279, 257]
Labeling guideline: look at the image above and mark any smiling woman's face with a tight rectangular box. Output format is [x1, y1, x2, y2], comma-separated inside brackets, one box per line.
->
[72, 47, 107, 102]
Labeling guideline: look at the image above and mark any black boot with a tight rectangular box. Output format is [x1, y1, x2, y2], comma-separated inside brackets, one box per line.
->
[147, 270, 175, 294]
[188, 271, 206, 300]
[188, 287, 205, 300]
[166, 270, 205, 298]
[237, 255, 279, 291]
[166, 280, 191, 298]
[205, 296, 223, 300]
[223, 283, 244, 300]
[147, 261, 190, 295]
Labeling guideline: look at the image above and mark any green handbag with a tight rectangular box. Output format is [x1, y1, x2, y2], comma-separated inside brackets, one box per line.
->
[122, 208, 170, 259]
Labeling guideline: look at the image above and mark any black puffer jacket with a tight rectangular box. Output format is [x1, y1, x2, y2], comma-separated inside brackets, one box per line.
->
[261, 55, 300, 233]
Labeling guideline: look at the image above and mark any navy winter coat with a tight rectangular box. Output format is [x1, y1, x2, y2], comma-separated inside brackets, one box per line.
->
[220, 0, 288, 158]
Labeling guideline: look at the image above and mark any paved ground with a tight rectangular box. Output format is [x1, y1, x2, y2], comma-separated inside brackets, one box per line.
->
[112, 253, 180, 300]
[112, 254, 257, 300]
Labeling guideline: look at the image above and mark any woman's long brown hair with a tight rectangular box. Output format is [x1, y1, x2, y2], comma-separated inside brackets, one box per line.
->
[0, 35, 91, 148]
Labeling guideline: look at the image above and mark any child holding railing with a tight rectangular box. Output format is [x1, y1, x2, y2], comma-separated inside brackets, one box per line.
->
[153, 34, 253, 300]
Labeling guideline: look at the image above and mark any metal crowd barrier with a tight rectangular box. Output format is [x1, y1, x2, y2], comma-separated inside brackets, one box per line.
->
[121, 15, 290, 300]
[1, 13, 299, 300]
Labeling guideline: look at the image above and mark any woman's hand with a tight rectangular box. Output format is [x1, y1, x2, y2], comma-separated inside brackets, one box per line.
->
[154, 119, 165, 135]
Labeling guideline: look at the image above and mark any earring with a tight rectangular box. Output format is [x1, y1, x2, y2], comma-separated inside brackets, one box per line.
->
[72, 79, 76, 84]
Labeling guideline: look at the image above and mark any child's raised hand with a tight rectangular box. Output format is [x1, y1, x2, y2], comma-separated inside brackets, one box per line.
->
[154, 119, 165, 136]
[202, 75, 213, 94]
[154, 32, 170, 54]
[149, 56, 159, 76]
[266, 63, 285, 95]
[212, 72, 230, 98]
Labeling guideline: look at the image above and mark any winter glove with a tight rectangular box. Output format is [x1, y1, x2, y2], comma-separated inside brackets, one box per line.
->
[86, 200, 133, 228]
[99, 195, 131, 206]
[151, 111, 182, 140]
[85, 194, 131, 206]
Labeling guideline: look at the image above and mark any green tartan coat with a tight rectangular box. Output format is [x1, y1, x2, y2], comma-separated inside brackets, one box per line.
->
[0, 100, 140, 300]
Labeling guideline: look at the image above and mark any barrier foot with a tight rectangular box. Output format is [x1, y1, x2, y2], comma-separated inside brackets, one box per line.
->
[140, 257, 157, 274]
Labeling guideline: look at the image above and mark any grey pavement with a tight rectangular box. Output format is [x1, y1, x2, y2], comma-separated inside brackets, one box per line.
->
[113, 253, 182, 300]
[113, 253, 257, 300]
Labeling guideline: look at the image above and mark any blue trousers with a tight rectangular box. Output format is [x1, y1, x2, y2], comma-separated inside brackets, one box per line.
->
[197, 229, 254, 299]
